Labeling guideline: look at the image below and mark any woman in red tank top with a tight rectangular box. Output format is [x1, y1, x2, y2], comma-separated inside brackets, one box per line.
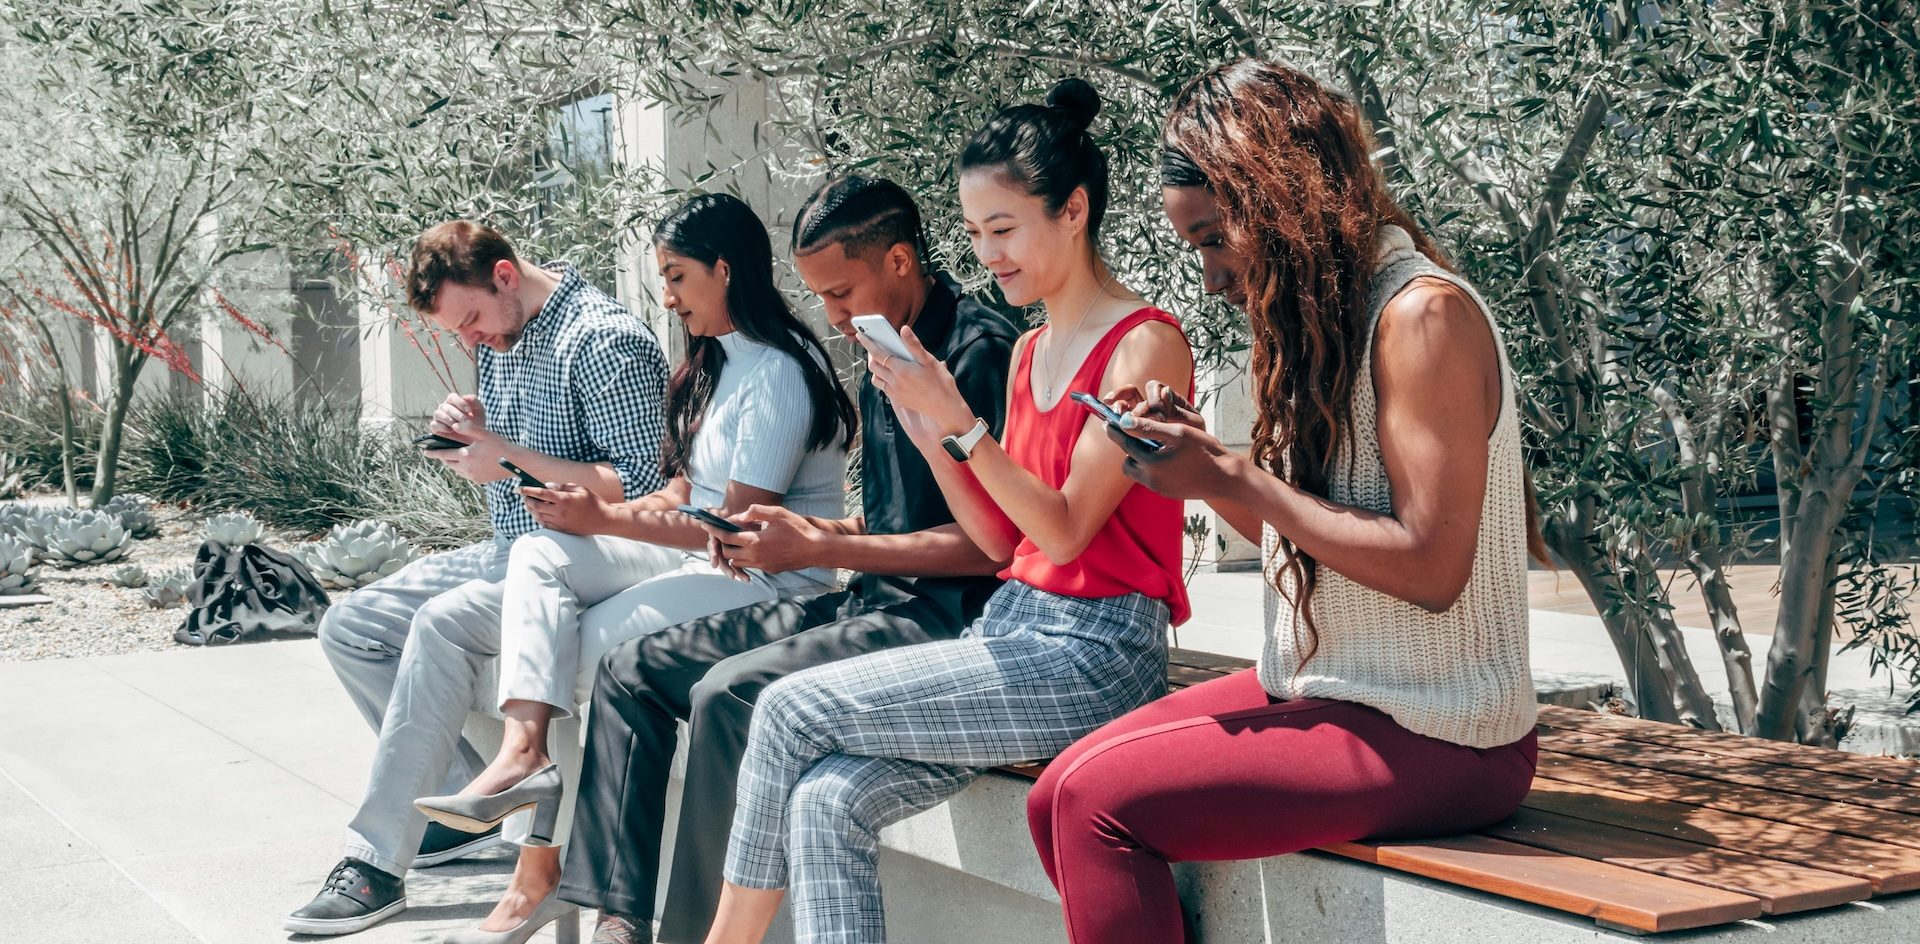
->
[700, 79, 1194, 944]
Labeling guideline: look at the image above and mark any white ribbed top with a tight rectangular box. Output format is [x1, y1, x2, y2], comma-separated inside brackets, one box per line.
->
[1258, 226, 1536, 749]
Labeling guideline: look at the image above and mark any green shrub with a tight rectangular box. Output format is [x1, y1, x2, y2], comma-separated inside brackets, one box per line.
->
[0, 381, 100, 493]
[118, 388, 488, 547]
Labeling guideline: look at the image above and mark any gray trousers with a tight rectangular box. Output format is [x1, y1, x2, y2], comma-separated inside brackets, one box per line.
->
[724, 583, 1170, 944]
[327, 532, 798, 874]
[320, 539, 509, 874]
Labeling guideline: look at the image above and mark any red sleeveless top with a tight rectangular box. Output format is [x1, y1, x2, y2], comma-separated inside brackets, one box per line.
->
[1000, 307, 1192, 626]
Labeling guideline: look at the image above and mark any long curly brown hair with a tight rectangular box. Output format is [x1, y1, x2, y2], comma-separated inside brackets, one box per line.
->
[1164, 59, 1546, 668]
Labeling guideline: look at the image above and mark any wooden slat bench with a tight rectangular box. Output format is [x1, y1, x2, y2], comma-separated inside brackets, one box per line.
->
[993, 649, 1920, 936]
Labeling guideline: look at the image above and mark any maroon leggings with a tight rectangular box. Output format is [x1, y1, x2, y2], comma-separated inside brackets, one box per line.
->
[1025, 668, 1537, 943]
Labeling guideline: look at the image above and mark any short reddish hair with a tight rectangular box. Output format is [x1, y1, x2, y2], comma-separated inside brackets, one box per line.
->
[407, 221, 519, 313]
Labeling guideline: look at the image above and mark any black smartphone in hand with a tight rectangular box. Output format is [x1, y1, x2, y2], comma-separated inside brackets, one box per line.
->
[678, 504, 746, 534]
[497, 457, 545, 489]
[1070, 391, 1165, 452]
[413, 432, 468, 451]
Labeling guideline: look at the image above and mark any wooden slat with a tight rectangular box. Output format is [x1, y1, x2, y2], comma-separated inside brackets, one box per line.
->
[1541, 729, 1920, 817]
[1166, 648, 1254, 674]
[1538, 705, 1920, 789]
[1487, 807, 1871, 914]
[1536, 749, 1920, 851]
[1323, 833, 1764, 933]
[1523, 773, 1920, 893]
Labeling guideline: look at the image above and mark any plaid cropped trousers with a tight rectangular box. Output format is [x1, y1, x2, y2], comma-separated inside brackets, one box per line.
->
[722, 580, 1170, 943]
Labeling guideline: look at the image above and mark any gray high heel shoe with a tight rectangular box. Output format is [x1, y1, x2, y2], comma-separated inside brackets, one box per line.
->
[415, 764, 564, 846]
[442, 892, 579, 944]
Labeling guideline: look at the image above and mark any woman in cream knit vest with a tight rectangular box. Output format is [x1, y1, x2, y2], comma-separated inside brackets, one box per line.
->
[1022, 59, 1548, 944]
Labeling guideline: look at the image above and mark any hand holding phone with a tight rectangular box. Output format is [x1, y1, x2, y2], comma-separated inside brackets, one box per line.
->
[850, 314, 914, 361]
[678, 504, 746, 534]
[1070, 391, 1164, 452]
[497, 457, 546, 489]
[414, 432, 468, 451]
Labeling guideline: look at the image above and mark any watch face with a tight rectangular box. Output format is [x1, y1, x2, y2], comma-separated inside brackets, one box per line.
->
[942, 437, 971, 462]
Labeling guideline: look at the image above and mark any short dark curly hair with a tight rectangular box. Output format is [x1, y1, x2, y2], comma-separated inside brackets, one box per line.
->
[407, 221, 518, 314]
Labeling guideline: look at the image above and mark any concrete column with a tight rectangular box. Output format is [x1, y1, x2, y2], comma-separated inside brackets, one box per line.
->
[1189, 354, 1261, 571]
[198, 248, 296, 400]
[355, 260, 474, 427]
[611, 72, 826, 359]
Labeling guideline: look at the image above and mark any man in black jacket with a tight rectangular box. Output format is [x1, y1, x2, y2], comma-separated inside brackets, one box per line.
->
[558, 176, 1019, 944]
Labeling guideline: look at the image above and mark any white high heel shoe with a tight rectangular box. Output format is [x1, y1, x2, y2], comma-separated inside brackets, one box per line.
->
[443, 892, 579, 944]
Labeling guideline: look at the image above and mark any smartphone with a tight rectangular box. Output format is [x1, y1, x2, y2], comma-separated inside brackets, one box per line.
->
[413, 432, 468, 451]
[677, 504, 746, 534]
[850, 314, 914, 361]
[497, 457, 546, 489]
[1069, 391, 1165, 452]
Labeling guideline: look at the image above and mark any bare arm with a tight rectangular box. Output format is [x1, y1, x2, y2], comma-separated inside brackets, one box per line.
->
[878, 320, 1194, 566]
[1120, 280, 1501, 612]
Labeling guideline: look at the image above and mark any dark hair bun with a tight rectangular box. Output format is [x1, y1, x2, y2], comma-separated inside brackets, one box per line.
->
[1045, 77, 1101, 134]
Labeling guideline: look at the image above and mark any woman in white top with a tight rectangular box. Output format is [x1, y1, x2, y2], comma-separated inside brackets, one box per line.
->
[418, 192, 855, 942]
[1023, 60, 1549, 943]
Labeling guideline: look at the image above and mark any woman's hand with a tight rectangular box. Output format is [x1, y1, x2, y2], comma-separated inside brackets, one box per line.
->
[521, 483, 617, 535]
[858, 325, 975, 438]
[1106, 412, 1245, 503]
[1106, 379, 1206, 432]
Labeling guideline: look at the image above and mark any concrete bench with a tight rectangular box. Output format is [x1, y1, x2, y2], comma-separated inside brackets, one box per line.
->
[864, 649, 1920, 942]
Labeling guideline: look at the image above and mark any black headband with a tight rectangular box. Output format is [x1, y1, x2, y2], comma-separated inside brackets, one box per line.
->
[1159, 147, 1209, 188]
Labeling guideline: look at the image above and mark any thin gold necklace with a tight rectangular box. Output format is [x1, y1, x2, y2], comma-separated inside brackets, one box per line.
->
[1042, 273, 1117, 404]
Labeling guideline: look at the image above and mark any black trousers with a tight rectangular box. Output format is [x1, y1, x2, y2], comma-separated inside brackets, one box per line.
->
[556, 586, 969, 942]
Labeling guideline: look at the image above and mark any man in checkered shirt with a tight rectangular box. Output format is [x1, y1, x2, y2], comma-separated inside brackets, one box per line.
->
[287, 221, 668, 937]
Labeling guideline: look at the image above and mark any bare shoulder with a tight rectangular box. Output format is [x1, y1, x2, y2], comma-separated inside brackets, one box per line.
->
[1107, 311, 1195, 395]
[1375, 276, 1496, 369]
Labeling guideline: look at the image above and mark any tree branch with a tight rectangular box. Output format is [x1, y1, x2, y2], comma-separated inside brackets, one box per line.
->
[1205, 1, 1263, 58]
[1527, 85, 1610, 254]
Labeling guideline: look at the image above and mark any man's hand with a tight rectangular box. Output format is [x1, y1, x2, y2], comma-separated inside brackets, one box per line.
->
[522, 483, 616, 535]
[426, 393, 512, 483]
[707, 505, 824, 575]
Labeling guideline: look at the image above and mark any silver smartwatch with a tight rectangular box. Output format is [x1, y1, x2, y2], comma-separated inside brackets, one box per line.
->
[940, 418, 990, 462]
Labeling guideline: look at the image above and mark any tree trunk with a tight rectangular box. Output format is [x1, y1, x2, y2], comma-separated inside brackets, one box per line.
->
[1793, 556, 1843, 747]
[1756, 483, 1849, 739]
[1546, 510, 1712, 725]
[32, 320, 81, 507]
[1685, 545, 1759, 734]
[88, 344, 140, 506]
[1624, 541, 1724, 730]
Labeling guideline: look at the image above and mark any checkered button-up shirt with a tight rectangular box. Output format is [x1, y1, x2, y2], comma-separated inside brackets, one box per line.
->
[478, 263, 669, 540]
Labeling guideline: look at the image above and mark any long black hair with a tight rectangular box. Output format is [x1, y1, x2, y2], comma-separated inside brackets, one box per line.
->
[652, 193, 857, 477]
[958, 77, 1110, 243]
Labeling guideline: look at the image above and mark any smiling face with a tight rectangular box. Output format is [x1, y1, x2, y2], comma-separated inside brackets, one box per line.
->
[1162, 185, 1249, 312]
[959, 169, 1089, 308]
[656, 246, 735, 338]
[424, 261, 531, 352]
[794, 240, 922, 340]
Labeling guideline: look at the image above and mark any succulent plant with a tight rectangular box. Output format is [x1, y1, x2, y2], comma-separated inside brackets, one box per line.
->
[203, 510, 266, 547]
[108, 563, 149, 588]
[295, 519, 418, 590]
[101, 494, 161, 540]
[142, 565, 192, 608]
[0, 535, 36, 595]
[42, 509, 133, 567]
[0, 503, 65, 562]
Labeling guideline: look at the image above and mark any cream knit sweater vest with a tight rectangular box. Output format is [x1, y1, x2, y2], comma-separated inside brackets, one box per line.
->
[1257, 226, 1535, 749]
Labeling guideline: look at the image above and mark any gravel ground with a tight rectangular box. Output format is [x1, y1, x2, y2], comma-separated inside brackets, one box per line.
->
[0, 499, 345, 662]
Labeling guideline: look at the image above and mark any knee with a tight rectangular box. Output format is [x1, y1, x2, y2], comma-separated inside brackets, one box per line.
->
[507, 529, 578, 576]
[787, 762, 865, 829]
[688, 663, 762, 730]
[318, 597, 390, 659]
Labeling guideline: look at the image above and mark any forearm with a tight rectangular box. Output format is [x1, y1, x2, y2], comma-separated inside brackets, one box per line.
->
[917, 441, 1024, 561]
[815, 523, 1006, 577]
[502, 445, 627, 503]
[592, 504, 708, 550]
[1220, 456, 1453, 606]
